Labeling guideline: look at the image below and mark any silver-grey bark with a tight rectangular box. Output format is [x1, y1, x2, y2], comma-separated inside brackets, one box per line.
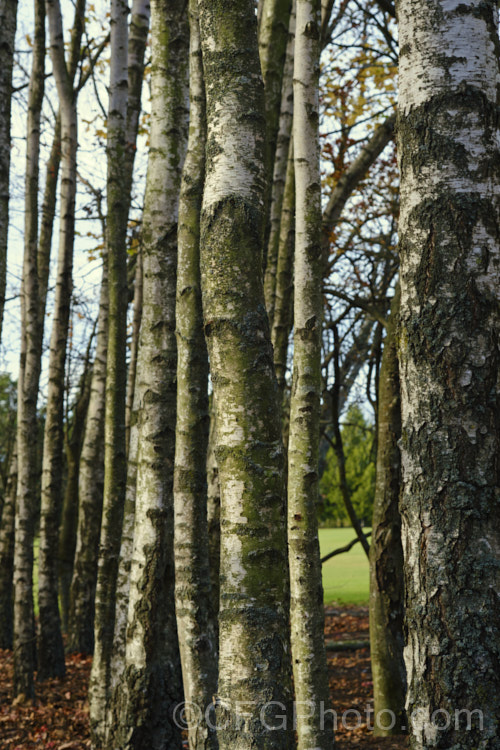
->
[38, 0, 85, 680]
[198, 1, 293, 746]
[0, 0, 18, 346]
[397, 0, 500, 746]
[107, 0, 189, 746]
[287, 0, 333, 746]
[13, 0, 45, 700]
[174, 3, 217, 747]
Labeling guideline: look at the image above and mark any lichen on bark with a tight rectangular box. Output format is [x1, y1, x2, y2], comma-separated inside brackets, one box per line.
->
[397, 0, 500, 746]
[198, 1, 293, 747]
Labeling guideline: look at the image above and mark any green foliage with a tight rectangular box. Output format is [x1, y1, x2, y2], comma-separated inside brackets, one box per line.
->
[319, 404, 375, 527]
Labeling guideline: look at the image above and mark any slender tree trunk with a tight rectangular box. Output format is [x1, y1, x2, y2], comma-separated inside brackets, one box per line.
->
[198, 2, 293, 746]
[397, 1, 500, 746]
[0, 0, 18, 345]
[125, 246, 142, 453]
[38, 117, 62, 327]
[123, 0, 150, 456]
[71, 0, 149, 665]
[67, 260, 108, 654]
[270, 141, 295, 395]
[58, 351, 93, 631]
[107, 374, 139, 713]
[258, 0, 293, 254]
[37, 0, 84, 680]
[206, 403, 220, 646]
[174, 4, 217, 748]
[38, 0, 85, 680]
[13, 0, 45, 700]
[263, 2, 295, 325]
[107, 1, 189, 747]
[88, 0, 130, 738]
[287, 1, 333, 747]
[0, 448, 17, 648]
[369, 287, 405, 736]
[124, 0, 151, 187]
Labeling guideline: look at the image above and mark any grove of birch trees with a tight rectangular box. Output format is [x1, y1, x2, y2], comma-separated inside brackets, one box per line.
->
[0, 0, 498, 749]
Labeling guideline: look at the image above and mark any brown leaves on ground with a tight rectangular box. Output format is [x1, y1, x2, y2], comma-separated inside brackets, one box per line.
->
[326, 605, 408, 749]
[0, 650, 91, 749]
[0, 607, 408, 749]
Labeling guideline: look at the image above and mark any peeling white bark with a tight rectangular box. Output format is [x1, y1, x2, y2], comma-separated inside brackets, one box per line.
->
[397, 1, 500, 747]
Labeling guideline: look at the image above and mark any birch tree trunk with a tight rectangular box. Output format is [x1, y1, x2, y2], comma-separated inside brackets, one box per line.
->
[270, 141, 294, 395]
[206, 404, 220, 645]
[198, 2, 293, 746]
[174, 3, 217, 748]
[125, 246, 142, 453]
[397, 1, 500, 746]
[107, 374, 139, 713]
[71, 0, 149, 661]
[67, 260, 108, 654]
[0, 449, 17, 648]
[89, 0, 129, 737]
[58, 360, 92, 631]
[38, 0, 84, 679]
[287, 1, 333, 747]
[0, 0, 18, 345]
[258, 0, 293, 248]
[369, 287, 405, 736]
[107, 1, 189, 746]
[13, 0, 45, 699]
[263, 2, 295, 325]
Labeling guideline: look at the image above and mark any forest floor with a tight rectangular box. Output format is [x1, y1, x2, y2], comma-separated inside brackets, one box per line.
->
[0, 606, 408, 749]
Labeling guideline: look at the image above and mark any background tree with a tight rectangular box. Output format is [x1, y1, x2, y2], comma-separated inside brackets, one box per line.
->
[13, 0, 46, 700]
[319, 405, 375, 527]
[0, 0, 18, 347]
[37, 0, 86, 680]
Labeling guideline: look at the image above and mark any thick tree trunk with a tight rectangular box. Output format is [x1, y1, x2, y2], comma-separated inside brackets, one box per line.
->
[287, 1, 333, 747]
[397, 1, 500, 746]
[88, 0, 129, 735]
[0, 449, 17, 648]
[107, 1, 189, 747]
[13, 0, 45, 700]
[174, 4, 217, 748]
[369, 287, 405, 736]
[0, 0, 18, 345]
[198, 2, 293, 747]
[67, 261, 108, 654]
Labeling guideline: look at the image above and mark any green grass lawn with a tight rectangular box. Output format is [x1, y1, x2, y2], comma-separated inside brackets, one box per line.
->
[319, 528, 370, 605]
